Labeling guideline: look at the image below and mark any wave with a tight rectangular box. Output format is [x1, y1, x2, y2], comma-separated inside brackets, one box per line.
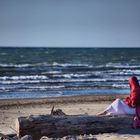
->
[0, 63, 33, 68]
[109, 70, 140, 76]
[0, 84, 129, 94]
[51, 73, 94, 78]
[112, 84, 128, 88]
[41, 71, 61, 74]
[0, 63, 50, 68]
[0, 62, 92, 68]
[96, 63, 140, 69]
[52, 62, 92, 67]
[0, 62, 140, 73]
[0, 75, 48, 80]
[0, 73, 99, 81]
[0, 79, 53, 84]
[1, 69, 138, 81]
[0, 78, 128, 85]
[26, 85, 65, 89]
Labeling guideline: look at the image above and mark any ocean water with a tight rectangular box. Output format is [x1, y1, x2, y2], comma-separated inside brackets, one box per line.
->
[0, 47, 140, 99]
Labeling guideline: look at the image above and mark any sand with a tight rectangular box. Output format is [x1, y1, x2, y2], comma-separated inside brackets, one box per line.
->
[0, 94, 140, 140]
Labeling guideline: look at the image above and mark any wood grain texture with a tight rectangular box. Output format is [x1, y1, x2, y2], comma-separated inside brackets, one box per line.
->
[16, 114, 133, 140]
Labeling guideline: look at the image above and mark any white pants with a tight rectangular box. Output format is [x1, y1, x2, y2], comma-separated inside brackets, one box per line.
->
[105, 98, 136, 115]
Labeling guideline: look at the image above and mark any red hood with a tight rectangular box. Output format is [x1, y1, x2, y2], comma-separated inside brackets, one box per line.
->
[125, 76, 140, 107]
[129, 76, 139, 91]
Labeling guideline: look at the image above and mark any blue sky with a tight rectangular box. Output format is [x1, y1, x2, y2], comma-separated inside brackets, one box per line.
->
[0, 0, 140, 47]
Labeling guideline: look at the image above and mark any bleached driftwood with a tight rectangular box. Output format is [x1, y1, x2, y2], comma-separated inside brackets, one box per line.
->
[15, 114, 133, 140]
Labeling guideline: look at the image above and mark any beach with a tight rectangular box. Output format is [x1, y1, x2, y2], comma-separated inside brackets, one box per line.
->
[1, 0, 140, 138]
[1, 94, 140, 140]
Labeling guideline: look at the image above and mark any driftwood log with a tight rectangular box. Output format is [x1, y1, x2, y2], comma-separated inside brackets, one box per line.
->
[15, 114, 133, 140]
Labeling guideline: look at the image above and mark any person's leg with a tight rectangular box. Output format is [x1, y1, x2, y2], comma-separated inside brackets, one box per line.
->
[97, 98, 122, 115]
[97, 110, 108, 115]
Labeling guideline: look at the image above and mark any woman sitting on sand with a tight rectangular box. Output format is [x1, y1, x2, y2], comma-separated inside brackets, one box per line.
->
[98, 76, 140, 115]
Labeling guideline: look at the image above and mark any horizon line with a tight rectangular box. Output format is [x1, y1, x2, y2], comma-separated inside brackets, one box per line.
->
[0, 46, 140, 49]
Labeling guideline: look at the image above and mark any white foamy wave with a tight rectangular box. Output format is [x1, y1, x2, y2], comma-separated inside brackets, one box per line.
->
[52, 73, 91, 78]
[0, 62, 93, 68]
[0, 63, 32, 68]
[52, 62, 92, 67]
[110, 72, 130, 76]
[96, 63, 140, 69]
[41, 71, 61, 74]
[46, 78, 107, 83]
[114, 65, 140, 69]
[0, 62, 51, 68]
[108, 69, 140, 76]
[0, 86, 17, 91]
[44, 78, 127, 83]
[0, 80, 49, 84]
[0, 78, 127, 85]
[122, 69, 140, 74]
[27, 85, 65, 89]
[0, 75, 48, 80]
[112, 84, 128, 88]
[0, 85, 65, 92]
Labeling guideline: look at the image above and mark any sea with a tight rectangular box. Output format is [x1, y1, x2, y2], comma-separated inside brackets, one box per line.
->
[0, 47, 140, 99]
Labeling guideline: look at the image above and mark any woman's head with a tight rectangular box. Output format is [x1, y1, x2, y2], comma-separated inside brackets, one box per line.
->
[128, 76, 140, 106]
[129, 76, 139, 89]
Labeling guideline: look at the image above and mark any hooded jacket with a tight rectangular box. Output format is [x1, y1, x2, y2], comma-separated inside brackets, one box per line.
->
[124, 76, 140, 107]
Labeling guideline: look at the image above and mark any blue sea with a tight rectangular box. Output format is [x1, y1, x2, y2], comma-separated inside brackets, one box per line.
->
[0, 47, 140, 99]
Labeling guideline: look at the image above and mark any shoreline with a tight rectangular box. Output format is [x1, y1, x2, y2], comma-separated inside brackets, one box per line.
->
[0, 94, 128, 108]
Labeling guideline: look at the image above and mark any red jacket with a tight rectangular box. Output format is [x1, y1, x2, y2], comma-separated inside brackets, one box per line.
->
[124, 76, 140, 107]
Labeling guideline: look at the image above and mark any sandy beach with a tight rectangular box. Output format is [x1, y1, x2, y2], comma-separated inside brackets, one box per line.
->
[0, 94, 140, 140]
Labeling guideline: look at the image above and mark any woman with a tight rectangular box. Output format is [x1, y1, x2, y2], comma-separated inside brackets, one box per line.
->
[98, 76, 140, 115]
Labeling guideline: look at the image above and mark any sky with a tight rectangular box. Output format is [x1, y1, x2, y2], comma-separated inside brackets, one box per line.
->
[0, 0, 140, 47]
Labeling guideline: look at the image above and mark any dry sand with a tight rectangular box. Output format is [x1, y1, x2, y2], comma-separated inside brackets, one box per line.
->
[0, 94, 140, 140]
